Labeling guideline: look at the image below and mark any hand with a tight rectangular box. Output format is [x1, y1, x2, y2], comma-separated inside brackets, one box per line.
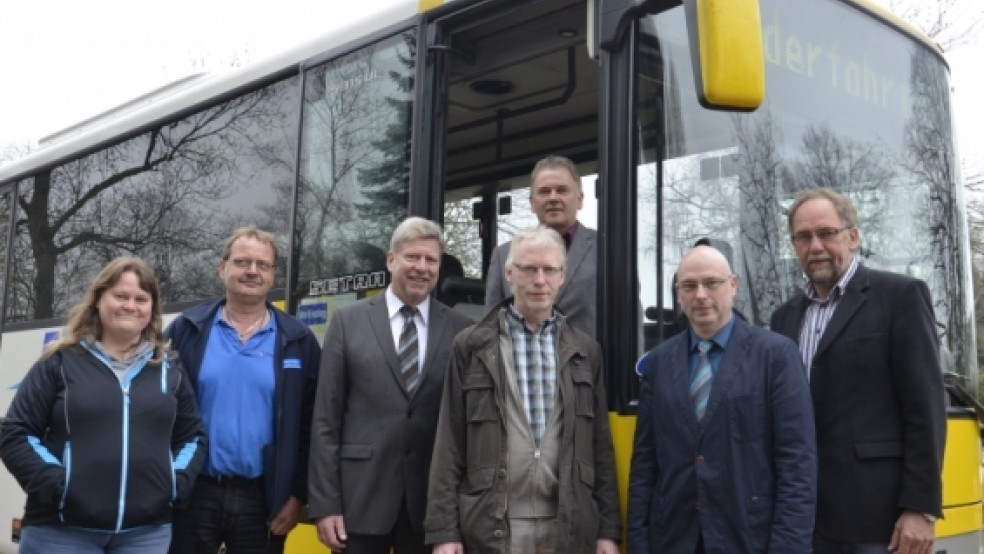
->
[888, 510, 934, 554]
[595, 538, 619, 554]
[268, 496, 302, 536]
[433, 542, 464, 554]
[316, 514, 348, 551]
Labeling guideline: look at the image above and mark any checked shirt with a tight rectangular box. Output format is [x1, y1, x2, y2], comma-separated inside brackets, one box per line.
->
[504, 305, 559, 446]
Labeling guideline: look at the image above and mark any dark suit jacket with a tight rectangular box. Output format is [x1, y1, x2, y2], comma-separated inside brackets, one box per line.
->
[770, 264, 946, 543]
[485, 224, 597, 336]
[628, 317, 816, 553]
[307, 294, 472, 534]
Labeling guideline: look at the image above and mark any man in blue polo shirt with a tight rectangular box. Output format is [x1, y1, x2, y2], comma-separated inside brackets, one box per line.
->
[167, 226, 320, 554]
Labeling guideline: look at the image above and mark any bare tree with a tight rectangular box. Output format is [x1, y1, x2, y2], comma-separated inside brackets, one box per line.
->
[0, 142, 33, 168]
[6, 83, 294, 321]
[289, 31, 417, 308]
[886, 0, 981, 51]
[886, 0, 984, 385]
[443, 198, 482, 277]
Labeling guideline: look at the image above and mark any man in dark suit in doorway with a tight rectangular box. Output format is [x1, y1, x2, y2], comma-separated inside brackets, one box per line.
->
[308, 216, 472, 554]
[486, 155, 597, 337]
[770, 187, 945, 554]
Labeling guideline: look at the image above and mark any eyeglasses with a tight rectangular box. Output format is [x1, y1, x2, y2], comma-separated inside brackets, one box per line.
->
[791, 226, 851, 247]
[229, 257, 274, 272]
[512, 263, 564, 278]
[676, 277, 731, 294]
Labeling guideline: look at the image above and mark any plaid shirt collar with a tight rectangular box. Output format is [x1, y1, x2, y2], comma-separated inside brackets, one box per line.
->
[505, 303, 558, 334]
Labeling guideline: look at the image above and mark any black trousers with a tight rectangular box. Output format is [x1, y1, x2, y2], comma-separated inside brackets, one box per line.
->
[169, 476, 286, 554]
[342, 500, 430, 554]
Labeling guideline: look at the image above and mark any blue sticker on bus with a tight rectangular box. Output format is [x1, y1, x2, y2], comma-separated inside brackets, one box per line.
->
[298, 303, 327, 326]
[43, 330, 60, 350]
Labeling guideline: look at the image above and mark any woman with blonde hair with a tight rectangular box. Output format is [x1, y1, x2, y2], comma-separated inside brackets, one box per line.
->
[0, 256, 206, 554]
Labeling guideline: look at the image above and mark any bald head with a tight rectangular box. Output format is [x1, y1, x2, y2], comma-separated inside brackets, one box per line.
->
[676, 245, 738, 338]
[679, 245, 732, 275]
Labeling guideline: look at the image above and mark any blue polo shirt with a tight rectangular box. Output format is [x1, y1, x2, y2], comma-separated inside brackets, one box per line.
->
[197, 308, 277, 478]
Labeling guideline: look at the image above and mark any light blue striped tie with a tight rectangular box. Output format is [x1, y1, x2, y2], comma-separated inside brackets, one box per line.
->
[690, 340, 713, 420]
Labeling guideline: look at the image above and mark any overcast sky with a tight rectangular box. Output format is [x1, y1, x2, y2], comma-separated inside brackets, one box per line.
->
[1, 0, 981, 176]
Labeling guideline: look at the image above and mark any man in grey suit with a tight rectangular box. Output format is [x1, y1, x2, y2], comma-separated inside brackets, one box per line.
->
[486, 155, 597, 336]
[309, 217, 473, 554]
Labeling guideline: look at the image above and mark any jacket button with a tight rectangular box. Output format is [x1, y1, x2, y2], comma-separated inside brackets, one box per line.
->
[695, 502, 701, 511]
[695, 455, 705, 464]
[493, 529, 504, 538]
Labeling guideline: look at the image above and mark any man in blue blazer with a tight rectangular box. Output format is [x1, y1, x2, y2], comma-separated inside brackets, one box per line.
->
[770, 188, 945, 554]
[628, 245, 816, 553]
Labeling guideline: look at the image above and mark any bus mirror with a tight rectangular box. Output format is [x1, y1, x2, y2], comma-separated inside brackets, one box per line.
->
[683, 0, 765, 111]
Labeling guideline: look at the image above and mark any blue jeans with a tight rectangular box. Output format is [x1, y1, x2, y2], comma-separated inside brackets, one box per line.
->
[169, 476, 285, 554]
[19, 524, 171, 554]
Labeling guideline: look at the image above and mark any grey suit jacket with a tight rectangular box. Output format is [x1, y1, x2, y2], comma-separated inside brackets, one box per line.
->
[308, 294, 472, 535]
[485, 224, 597, 337]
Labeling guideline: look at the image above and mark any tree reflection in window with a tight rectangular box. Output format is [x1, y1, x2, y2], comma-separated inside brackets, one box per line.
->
[6, 78, 298, 324]
[293, 31, 415, 309]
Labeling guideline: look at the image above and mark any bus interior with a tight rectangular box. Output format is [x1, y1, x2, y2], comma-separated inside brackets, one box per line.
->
[436, 0, 603, 317]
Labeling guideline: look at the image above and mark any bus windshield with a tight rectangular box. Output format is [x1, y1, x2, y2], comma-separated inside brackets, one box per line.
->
[635, 0, 976, 391]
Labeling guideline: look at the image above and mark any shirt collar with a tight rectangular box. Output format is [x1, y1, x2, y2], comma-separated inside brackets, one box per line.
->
[688, 314, 736, 353]
[804, 256, 859, 302]
[562, 221, 580, 249]
[385, 286, 430, 326]
[82, 337, 154, 365]
[505, 303, 557, 334]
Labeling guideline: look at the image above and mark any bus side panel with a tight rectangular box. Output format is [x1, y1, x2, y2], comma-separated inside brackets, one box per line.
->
[285, 522, 330, 553]
[609, 412, 636, 545]
[939, 413, 983, 542]
[0, 326, 65, 553]
[933, 526, 983, 554]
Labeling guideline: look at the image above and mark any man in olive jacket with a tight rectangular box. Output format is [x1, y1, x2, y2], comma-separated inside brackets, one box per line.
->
[424, 226, 620, 554]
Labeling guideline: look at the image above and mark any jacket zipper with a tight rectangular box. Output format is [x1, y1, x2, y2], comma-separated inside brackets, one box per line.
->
[81, 343, 152, 532]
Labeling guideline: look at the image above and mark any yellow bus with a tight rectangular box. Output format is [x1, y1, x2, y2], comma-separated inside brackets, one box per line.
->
[0, 0, 979, 552]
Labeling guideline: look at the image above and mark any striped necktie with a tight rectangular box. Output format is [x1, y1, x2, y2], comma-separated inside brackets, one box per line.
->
[398, 306, 420, 393]
[690, 340, 713, 420]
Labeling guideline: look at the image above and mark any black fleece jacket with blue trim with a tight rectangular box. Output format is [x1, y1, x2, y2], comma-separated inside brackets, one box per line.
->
[0, 345, 206, 531]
